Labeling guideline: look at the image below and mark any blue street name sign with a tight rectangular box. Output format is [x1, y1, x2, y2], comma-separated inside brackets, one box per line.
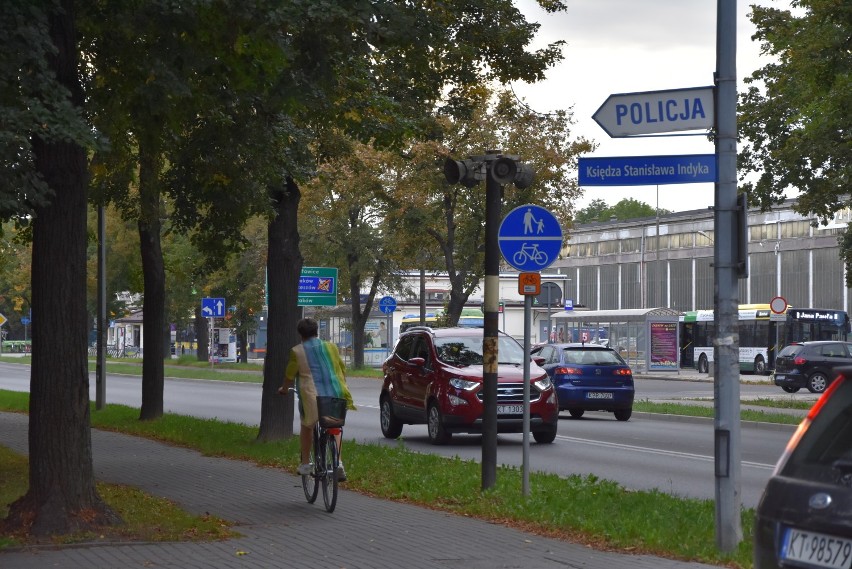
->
[378, 296, 397, 314]
[201, 297, 226, 318]
[499, 204, 563, 272]
[578, 154, 716, 187]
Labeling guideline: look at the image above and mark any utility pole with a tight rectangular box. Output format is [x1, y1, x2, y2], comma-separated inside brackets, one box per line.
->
[96, 205, 107, 410]
[714, 0, 742, 551]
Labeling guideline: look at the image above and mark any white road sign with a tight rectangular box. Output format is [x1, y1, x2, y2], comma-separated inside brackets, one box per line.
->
[592, 86, 715, 138]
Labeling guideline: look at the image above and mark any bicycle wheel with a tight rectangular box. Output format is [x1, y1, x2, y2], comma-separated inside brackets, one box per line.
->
[320, 431, 339, 513]
[302, 427, 320, 504]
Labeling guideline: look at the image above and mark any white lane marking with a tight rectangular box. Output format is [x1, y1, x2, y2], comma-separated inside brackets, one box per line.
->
[556, 435, 775, 470]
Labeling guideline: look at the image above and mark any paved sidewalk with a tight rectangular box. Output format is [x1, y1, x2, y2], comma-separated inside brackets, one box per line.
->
[0, 412, 725, 569]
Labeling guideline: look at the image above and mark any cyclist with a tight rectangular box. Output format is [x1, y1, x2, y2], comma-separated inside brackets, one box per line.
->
[278, 318, 356, 480]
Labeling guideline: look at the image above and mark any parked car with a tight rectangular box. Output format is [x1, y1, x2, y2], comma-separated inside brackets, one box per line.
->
[773, 341, 852, 394]
[379, 326, 559, 445]
[754, 365, 852, 569]
[531, 343, 634, 421]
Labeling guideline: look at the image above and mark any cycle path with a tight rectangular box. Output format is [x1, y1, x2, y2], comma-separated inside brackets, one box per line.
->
[0, 411, 725, 569]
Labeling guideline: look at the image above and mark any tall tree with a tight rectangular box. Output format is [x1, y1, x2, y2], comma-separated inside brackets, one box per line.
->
[392, 88, 593, 324]
[1, 0, 119, 536]
[739, 2, 851, 219]
[574, 197, 670, 223]
[300, 136, 410, 368]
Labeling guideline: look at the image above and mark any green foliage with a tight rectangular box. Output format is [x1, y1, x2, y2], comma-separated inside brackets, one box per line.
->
[574, 198, 669, 223]
[739, 1, 852, 221]
[0, 1, 99, 220]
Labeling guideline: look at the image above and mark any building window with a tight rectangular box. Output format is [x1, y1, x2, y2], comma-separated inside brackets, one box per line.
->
[599, 241, 619, 255]
[621, 238, 640, 253]
[780, 220, 811, 239]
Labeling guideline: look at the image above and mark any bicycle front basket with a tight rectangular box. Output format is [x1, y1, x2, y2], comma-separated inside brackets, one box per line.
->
[317, 396, 347, 428]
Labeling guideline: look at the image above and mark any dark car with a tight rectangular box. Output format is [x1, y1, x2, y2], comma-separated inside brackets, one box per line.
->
[754, 366, 852, 569]
[773, 341, 852, 394]
[379, 326, 559, 445]
[532, 343, 634, 421]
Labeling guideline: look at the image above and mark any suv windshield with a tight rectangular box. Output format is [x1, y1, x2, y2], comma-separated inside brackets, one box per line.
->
[435, 335, 525, 366]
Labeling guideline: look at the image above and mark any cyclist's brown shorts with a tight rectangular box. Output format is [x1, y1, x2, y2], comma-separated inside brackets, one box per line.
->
[297, 387, 319, 427]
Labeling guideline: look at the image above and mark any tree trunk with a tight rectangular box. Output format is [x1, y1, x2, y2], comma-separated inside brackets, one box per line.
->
[138, 140, 166, 421]
[195, 305, 209, 361]
[257, 178, 302, 441]
[349, 274, 366, 369]
[238, 329, 248, 363]
[3, 0, 120, 536]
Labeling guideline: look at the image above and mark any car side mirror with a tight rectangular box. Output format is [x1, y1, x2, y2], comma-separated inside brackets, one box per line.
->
[408, 357, 426, 367]
[533, 356, 546, 366]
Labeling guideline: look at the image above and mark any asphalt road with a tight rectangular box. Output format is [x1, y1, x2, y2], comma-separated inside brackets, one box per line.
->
[0, 362, 796, 508]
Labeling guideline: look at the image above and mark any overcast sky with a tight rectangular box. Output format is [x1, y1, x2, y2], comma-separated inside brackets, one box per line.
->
[511, 0, 789, 213]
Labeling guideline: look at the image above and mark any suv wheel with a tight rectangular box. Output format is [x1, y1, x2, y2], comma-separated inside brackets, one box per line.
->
[807, 372, 828, 394]
[380, 395, 403, 439]
[568, 408, 584, 419]
[614, 409, 632, 422]
[781, 386, 800, 394]
[427, 402, 451, 445]
[533, 423, 557, 444]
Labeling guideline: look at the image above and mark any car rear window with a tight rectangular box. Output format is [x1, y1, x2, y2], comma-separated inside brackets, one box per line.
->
[778, 344, 804, 358]
[782, 378, 852, 481]
[563, 348, 625, 366]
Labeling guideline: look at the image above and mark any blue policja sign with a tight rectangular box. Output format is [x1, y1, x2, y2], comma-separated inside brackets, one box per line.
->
[378, 296, 397, 314]
[578, 154, 716, 186]
[499, 204, 562, 272]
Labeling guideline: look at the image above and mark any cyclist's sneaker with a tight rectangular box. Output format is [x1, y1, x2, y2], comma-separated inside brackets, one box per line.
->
[336, 461, 347, 482]
[297, 463, 313, 476]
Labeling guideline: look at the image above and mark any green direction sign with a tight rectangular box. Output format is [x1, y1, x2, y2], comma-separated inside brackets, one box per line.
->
[298, 267, 337, 307]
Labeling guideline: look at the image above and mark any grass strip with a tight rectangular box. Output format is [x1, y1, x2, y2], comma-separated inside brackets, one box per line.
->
[633, 400, 803, 425]
[0, 389, 753, 568]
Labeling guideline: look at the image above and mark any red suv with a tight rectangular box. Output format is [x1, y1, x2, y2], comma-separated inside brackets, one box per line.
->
[379, 326, 559, 445]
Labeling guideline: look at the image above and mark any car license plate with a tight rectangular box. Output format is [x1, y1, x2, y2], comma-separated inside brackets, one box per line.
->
[586, 392, 613, 399]
[781, 527, 852, 569]
[496, 404, 523, 415]
[775, 374, 786, 381]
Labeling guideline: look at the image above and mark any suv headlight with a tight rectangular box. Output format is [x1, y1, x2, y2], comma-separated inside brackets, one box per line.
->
[533, 376, 552, 391]
[449, 378, 479, 391]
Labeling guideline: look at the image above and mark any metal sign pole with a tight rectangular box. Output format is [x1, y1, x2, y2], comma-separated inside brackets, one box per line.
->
[522, 293, 532, 496]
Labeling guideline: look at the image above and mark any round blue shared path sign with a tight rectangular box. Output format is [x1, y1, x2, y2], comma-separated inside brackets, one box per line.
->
[498, 204, 563, 272]
[378, 295, 397, 314]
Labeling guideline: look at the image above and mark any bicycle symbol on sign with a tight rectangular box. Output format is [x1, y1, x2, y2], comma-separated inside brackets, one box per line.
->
[512, 242, 549, 267]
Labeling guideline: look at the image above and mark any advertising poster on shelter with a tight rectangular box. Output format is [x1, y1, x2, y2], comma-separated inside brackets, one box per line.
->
[649, 321, 679, 371]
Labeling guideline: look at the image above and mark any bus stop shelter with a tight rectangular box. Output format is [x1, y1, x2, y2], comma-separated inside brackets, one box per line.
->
[549, 307, 682, 372]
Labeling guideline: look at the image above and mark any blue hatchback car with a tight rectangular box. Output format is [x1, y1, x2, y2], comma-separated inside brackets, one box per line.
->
[532, 343, 634, 421]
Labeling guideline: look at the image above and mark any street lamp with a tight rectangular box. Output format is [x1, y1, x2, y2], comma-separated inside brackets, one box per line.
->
[444, 151, 534, 491]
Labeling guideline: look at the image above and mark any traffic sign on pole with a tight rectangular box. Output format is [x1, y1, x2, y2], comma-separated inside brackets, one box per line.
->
[201, 297, 226, 318]
[298, 267, 338, 307]
[0, 313, 6, 327]
[498, 204, 562, 272]
[592, 86, 715, 138]
[378, 296, 396, 314]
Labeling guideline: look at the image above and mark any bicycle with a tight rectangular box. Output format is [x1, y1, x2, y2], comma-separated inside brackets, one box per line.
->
[512, 242, 548, 267]
[289, 388, 346, 513]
